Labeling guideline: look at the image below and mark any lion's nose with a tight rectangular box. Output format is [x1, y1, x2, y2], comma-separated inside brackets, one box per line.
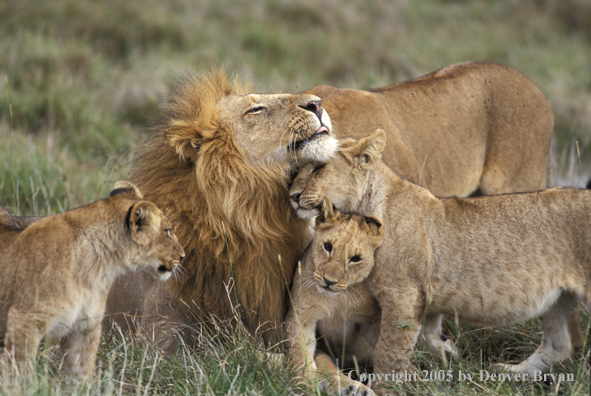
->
[299, 100, 323, 119]
[290, 193, 301, 203]
[323, 277, 337, 286]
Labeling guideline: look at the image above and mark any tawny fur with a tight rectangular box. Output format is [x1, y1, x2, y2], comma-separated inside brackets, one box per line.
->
[106, 63, 553, 350]
[303, 61, 554, 197]
[303, 61, 554, 356]
[105, 70, 337, 348]
[286, 200, 382, 396]
[0, 182, 184, 381]
[290, 130, 590, 383]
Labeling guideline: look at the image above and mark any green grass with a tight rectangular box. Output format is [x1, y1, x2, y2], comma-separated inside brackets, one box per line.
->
[1, 0, 591, 394]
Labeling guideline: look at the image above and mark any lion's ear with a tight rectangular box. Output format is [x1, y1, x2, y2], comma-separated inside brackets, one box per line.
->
[315, 197, 337, 226]
[343, 129, 386, 166]
[162, 98, 220, 162]
[163, 120, 209, 162]
[364, 215, 384, 238]
[128, 201, 159, 245]
[110, 181, 143, 199]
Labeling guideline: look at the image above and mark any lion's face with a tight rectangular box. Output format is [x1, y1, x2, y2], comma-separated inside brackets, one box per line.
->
[290, 131, 387, 218]
[218, 93, 337, 167]
[310, 199, 383, 296]
[127, 201, 186, 281]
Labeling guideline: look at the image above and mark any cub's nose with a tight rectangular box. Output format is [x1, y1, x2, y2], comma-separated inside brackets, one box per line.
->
[290, 193, 301, 203]
[323, 277, 337, 286]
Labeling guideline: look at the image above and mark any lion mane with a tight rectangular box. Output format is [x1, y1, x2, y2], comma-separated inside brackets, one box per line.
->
[109, 70, 314, 345]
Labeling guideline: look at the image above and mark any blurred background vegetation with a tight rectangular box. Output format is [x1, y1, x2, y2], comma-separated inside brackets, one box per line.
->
[1, 0, 590, 215]
[1, 2, 590, 394]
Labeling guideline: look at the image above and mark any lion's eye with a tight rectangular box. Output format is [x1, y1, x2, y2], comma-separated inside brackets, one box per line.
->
[312, 163, 326, 173]
[323, 242, 333, 253]
[350, 255, 361, 264]
[246, 106, 266, 115]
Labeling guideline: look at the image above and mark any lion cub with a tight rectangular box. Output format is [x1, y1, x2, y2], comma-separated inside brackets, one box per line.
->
[289, 129, 591, 380]
[0, 181, 185, 381]
[286, 198, 383, 396]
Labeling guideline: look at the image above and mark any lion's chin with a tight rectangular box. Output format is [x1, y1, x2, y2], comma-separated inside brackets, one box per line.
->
[291, 205, 320, 219]
[295, 133, 338, 163]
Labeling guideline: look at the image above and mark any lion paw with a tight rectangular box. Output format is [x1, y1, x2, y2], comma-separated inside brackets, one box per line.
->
[315, 374, 375, 396]
[425, 333, 458, 362]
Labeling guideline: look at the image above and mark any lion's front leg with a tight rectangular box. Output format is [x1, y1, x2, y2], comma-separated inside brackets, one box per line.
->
[59, 318, 102, 382]
[371, 287, 424, 392]
[3, 308, 46, 378]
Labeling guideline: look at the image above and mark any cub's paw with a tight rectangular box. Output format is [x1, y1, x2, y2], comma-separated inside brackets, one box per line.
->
[492, 362, 534, 376]
[425, 333, 458, 362]
[341, 381, 375, 396]
[315, 375, 375, 396]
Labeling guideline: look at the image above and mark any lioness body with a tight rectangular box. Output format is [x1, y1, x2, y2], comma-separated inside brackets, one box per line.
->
[0, 182, 185, 380]
[290, 131, 589, 383]
[304, 61, 553, 196]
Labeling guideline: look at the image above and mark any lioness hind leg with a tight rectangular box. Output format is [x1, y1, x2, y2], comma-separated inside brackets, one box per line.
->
[314, 351, 375, 396]
[421, 313, 458, 362]
[494, 292, 581, 376]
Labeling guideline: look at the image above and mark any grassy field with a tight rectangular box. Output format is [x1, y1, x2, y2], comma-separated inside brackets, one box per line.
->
[1, 0, 590, 394]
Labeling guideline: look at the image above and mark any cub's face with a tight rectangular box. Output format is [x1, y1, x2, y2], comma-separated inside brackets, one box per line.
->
[128, 201, 186, 281]
[311, 200, 383, 295]
[290, 154, 367, 219]
[219, 93, 337, 167]
[289, 131, 387, 218]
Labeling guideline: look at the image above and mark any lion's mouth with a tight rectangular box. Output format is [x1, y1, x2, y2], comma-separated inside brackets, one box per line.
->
[316, 284, 343, 296]
[290, 126, 329, 151]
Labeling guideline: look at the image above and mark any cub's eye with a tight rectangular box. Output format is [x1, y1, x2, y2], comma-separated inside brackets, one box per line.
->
[166, 229, 172, 239]
[246, 106, 266, 115]
[350, 255, 361, 264]
[312, 163, 326, 173]
[323, 242, 333, 253]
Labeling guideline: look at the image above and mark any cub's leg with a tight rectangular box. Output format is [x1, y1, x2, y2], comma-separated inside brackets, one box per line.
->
[3, 308, 46, 377]
[495, 292, 582, 376]
[59, 318, 102, 381]
[285, 317, 318, 381]
[421, 313, 457, 361]
[314, 351, 375, 396]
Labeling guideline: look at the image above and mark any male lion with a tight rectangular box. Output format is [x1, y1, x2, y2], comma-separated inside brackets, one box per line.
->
[105, 70, 338, 348]
[106, 63, 553, 350]
[286, 199, 382, 396]
[0, 181, 185, 381]
[290, 130, 589, 391]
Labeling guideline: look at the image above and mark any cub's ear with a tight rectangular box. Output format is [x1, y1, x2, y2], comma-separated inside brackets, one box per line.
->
[128, 201, 159, 245]
[364, 215, 384, 238]
[343, 129, 386, 166]
[110, 181, 143, 199]
[315, 197, 337, 226]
